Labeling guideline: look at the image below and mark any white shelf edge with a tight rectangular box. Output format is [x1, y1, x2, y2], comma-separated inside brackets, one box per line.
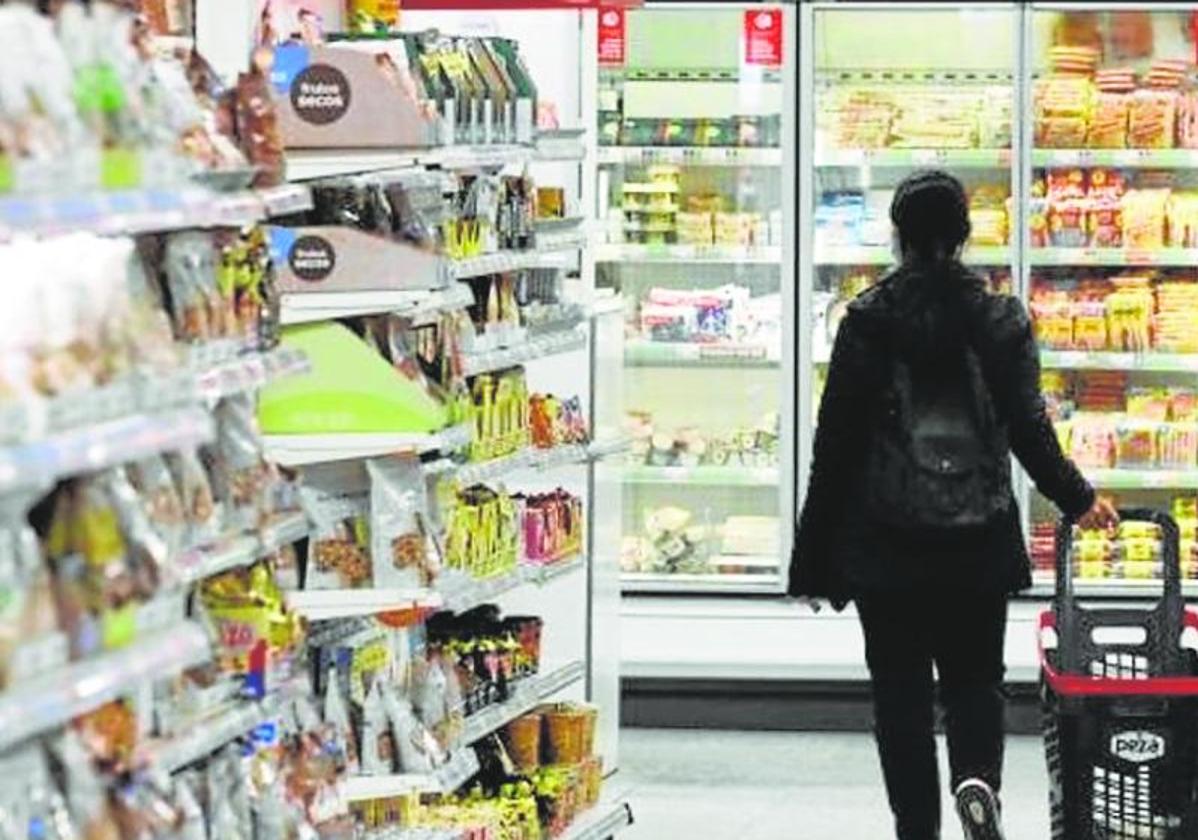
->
[622, 465, 780, 486]
[286, 587, 443, 621]
[595, 243, 782, 264]
[559, 794, 636, 840]
[461, 327, 588, 377]
[279, 285, 473, 326]
[0, 622, 211, 752]
[598, 145, 782, 167]
[342, 748, 481, 801]
[460, 660, 585, 745]
[176, 511, 309, 584]
[291, 555, 584, 622]
[454, 443, 592, 485]
[0, 407, 215, 496]
[263, 423, 472, 468]
[621, 571, 783, 595]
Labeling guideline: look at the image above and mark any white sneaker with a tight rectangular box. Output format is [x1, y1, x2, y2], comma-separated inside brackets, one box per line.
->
[954, 778, 1005, 840]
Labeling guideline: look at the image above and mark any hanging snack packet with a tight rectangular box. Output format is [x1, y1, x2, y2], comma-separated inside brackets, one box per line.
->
[367, 454, 436, 589]
[166, 449, 223, 549]
[359, 679, 396, 775]
[206, 395, 268, 533]
[301, 462, 372, 590]
[382, 686, 442, 773]
[323, 666, 360, 775]
[165, 231, 223, 344]
[102, 468, 167, 598]
[0, 511, 59, 688]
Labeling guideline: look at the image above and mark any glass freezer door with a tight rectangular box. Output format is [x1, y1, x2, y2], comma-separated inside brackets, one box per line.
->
[803, 2, 1019, 523]
[1026, 5, 1198, 598]
[596, 3, 796, 595]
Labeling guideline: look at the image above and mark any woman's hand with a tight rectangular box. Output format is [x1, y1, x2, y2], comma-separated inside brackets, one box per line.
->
[1077, 495, 1119, 532]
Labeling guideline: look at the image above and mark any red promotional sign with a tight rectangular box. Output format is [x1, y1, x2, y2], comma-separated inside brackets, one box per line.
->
[743, 8, 783, 67]
[598, 7, 626, 66]
[402, 0, 640, 8]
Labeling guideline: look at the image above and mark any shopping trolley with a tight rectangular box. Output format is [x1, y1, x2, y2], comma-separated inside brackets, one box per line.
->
[1039, 508, 1198, 839]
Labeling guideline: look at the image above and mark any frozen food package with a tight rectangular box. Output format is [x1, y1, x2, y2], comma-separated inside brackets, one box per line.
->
[367, 454, 435, 589]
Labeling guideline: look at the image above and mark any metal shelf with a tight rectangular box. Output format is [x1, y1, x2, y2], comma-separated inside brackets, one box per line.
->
[0, 622, 210, 752]
[194, 346, 310, 402]
[1084, 468, 1198, 490]
[341, 662, 583, 803]
[1030, 248, 1198, 267]
[454, 443, 593, 485]
[461, 326, 588, 377]
[624, 340, 779, 368]
[814, 244, 1011, 266]
[1040, 350, 1198, 373]
[287, 555, 585, 622]
[623, 464, 780, 486]
[816, 148, 1011, 168]
[595, 243, 782, 264]
[341, 748, 482, 802]
[0, 407, 214, 496]
[1032, 148, 1198, 168]
[174, 511, 311, 584]
[1029, 573, 1198, 600]
[449, 229, 588, 280]
[0, 184, 310, 240]
[263, 423, 473, 468]
[286, 137, 585, 183]
[621, 571, 783, 595]
[598, 146, 782, 167]
[144, 678, 310, 773]
[559, 795, 636, 840]
[280, 284, 475, 326]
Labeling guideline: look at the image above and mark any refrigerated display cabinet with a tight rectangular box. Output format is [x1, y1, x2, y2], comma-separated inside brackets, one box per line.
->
[596, 2, 797, 597]
[802, 2, 1198, 612]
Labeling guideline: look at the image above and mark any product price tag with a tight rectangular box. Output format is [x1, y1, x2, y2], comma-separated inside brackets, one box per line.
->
[911, 149, 945, 166]
[1125, 249, 1155, 266]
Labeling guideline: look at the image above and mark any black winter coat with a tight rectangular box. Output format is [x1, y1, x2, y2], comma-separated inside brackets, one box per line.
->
[788, 261, 1094, 603]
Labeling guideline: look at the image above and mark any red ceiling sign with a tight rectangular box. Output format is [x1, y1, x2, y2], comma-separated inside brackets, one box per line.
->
[401, 0, 640, 8]
[597, 7, 626, 66]
[743, 8, 783, 67]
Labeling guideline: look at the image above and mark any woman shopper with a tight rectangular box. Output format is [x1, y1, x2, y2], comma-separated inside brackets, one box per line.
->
[789, 170, 1117, 840]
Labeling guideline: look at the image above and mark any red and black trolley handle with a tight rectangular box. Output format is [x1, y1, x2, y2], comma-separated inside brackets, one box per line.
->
[1044, 507, 1195, 688]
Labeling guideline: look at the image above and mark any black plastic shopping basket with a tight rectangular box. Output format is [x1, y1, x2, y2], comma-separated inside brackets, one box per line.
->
[1040, 508, 1198, 839]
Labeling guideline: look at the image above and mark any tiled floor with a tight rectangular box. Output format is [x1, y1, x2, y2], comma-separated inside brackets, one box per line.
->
[619, 728, 1050, 839]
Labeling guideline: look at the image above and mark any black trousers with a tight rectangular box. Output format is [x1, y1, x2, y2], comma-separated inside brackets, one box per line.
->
[857, 591, 1009, 840]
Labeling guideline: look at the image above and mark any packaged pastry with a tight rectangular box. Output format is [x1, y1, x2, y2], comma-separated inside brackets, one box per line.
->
[164, 232, 222, 345]
[234, 48, 285, 188]
[1129, 89, 1177, 149]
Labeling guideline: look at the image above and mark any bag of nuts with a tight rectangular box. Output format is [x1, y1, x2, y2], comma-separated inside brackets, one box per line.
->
[367, 454, 437, 589]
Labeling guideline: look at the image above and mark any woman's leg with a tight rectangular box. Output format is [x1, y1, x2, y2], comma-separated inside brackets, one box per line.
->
[858, 595, 941, 840]
[934, 594, 1009, 793]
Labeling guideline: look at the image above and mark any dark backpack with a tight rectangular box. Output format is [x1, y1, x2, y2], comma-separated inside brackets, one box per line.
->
[864, 340, 1012, 531]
